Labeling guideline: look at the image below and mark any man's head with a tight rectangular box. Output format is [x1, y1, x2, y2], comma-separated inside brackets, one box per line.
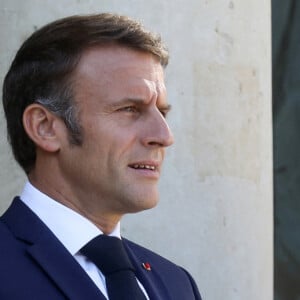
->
[2, 13, 173, 227]
[2, 13, 169, 174]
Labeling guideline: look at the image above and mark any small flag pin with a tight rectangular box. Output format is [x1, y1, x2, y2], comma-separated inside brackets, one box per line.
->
[142, 262, 151, 271]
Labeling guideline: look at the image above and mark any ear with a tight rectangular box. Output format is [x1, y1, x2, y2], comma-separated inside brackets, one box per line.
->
[23, 103, 63, 152]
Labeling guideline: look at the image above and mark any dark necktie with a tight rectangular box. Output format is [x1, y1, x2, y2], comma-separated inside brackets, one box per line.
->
[80, 235, 147, 300]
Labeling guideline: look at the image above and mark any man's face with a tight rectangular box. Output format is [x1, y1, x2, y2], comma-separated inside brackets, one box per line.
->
[58, 46, 174, 221]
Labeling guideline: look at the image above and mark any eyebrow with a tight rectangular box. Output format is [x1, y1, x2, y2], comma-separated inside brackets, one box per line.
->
[158, 104, 172, 113]
[112, 98, 172, 112]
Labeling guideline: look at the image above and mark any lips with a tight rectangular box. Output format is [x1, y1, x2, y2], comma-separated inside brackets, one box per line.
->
[131, 164, 156, 170]
[128, 161, 160, 171]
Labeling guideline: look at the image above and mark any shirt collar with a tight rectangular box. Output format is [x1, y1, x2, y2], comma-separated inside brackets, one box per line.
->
[20, 181, 121, 256]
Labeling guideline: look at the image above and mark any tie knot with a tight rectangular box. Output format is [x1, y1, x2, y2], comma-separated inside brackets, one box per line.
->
[81, 235, 134, 275]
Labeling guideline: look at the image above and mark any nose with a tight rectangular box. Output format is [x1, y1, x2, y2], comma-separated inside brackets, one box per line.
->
[141, 109, 174, 148]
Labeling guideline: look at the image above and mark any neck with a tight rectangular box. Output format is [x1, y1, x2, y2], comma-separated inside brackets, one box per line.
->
[28, 172, 122, 235]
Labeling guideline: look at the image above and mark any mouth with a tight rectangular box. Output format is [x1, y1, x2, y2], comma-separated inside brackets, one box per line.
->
[128, 162, 160, 180]
[129, 164, 157, 171]
[128, 160, 161, 175]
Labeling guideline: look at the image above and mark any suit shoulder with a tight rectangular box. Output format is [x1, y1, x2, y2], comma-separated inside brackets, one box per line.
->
[0, 215, 15, 241]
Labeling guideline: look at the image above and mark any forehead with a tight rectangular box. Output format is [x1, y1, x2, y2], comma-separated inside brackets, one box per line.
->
[72, 46, 168, 112]
[74, 45, 165, 94]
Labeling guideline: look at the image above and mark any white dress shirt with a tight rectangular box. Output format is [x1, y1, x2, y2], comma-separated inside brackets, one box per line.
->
[20, 181, 149, 299]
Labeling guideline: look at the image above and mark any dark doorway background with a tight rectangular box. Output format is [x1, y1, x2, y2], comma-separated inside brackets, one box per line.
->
[273, 0, 300, 299]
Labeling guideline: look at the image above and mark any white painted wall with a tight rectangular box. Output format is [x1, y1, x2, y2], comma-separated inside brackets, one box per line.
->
[0, 1, 273, 299]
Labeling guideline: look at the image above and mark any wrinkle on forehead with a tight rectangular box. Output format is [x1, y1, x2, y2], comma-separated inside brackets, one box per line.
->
[122, 78, 166, 100]
[73, 45, 167, 106]
[77, 45, 164, 78]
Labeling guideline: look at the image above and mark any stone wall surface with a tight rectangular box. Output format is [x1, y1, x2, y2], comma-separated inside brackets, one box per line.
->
[0, 1, 273, 299]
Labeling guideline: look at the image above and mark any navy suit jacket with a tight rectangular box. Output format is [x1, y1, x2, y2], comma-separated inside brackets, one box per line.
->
[0, 198, 201, 299]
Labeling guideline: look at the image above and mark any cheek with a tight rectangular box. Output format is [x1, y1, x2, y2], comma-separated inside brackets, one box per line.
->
[113, 130, 138, 156]
[84, 120, 139, 162]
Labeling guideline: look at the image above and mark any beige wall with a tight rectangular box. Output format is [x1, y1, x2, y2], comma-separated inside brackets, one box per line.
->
[0, 1, 273, 299]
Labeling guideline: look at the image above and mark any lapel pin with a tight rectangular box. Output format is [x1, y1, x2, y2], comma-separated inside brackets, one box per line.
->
[142, 262, 151, 271]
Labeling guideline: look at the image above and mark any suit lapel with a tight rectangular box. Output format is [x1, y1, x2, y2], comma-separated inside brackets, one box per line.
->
[28, 233, 105, 300]
[1, 198, 106, 300]
[124, 239, 170, 300]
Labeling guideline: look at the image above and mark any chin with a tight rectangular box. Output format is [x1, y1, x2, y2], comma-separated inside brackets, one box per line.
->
[142, 198, 159, 210]
[128, 195, 159, 214]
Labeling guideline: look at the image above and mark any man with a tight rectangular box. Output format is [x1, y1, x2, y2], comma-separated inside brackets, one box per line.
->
[0, 13, 201, 299]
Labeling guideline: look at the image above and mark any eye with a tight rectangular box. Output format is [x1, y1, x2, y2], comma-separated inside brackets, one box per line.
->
[118, 106, 139, 113]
